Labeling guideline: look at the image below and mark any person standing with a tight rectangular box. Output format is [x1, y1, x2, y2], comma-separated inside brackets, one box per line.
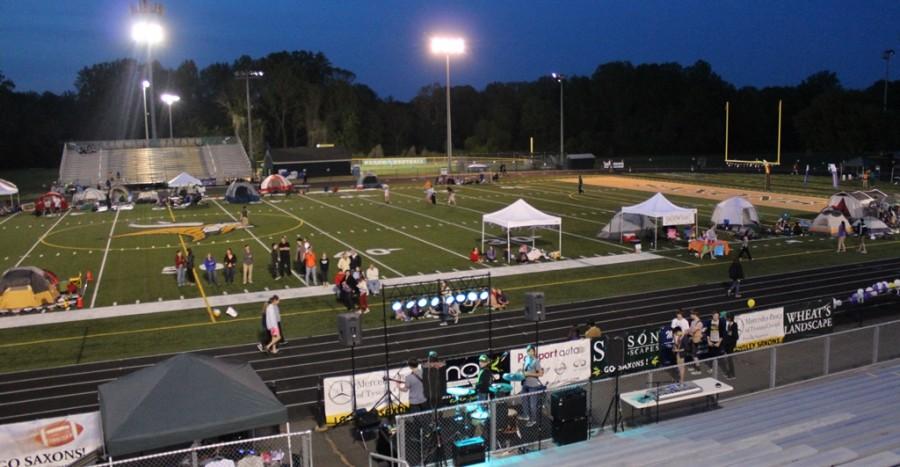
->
[673, 328, 686, 383]
[203, 253, 218, 286]
[857, 219, 868, 254]
[803, 164, 810, 185]
[688, 310, 705, 375]
[240, 206, 249, 227]
[366, 264, 380, 295]
[763, 160, 772, 191]
[319, 252, 330, 286]
[738, 232, 753, 260]
[223, 248, 237, 284]
[337, 252, 350, 272]
[349, 250, 362, 271]
[278, 236, 291, 279]
[721, 314, 739, 380]
[383, 184, 390, 204]
[269, 243, 280, 279]
[706, 313, 725, 373]
[447, 186, 457, 206]
[257, 295, 282, 354]
[357, 276, 369, 314]
[836, 221, 848, 253]
[577, 175, 584, 194]
[175, 250, 187, 287]
[520, 344, 545, 427]
[294, 238, 306, 274]
[304, 248, 318, 285]
[186, 248, 196, 284]
[727, 258, 744, 298]
[242, 244, 254, 285]
[475, 354, 493, 402]
[399, 359, 428, 413]
[671, 310, 690, 334]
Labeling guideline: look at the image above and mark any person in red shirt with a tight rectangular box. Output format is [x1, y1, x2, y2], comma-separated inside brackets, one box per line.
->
[469, 246, 481, 263]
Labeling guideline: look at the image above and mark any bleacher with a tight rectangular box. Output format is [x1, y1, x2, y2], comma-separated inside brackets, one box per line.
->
[486, 361, 900, 467]
[59, 137, 252, 186]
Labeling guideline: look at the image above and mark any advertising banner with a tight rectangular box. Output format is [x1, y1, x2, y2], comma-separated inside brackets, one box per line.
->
[510, 339, 590, 391]
[591, 326, 664, 379]
[361, 158, 426, 166]
[662, 212, 696, 226]
[441, 352, 510, 404]
[784, 299, 834, 341]
[0, 412, 101, 467]
[735, 307, 785, 351]
[322, 366, 411, 424]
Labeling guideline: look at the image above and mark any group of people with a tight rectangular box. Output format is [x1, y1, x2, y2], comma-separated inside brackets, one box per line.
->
[836, 220, 869, 254]
[773, 217, 804, 237]
[664, 309, 739, 382]
[175, 245, 256, 288]
[332, 251, 381, 314]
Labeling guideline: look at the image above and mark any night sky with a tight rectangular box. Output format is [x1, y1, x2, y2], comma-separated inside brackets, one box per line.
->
[1, 0, 897, 100]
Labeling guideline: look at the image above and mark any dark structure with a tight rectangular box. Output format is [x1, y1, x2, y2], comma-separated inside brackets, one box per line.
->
[566, 153, 596, 170]
[267, 146, 352, 178]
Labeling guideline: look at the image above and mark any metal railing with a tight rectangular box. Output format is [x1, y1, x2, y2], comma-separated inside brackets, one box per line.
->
[99, 430, 313, 467]
[394, 318, 900, 465]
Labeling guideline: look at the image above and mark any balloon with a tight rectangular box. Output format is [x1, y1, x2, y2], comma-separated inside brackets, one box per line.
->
[747, 298, 756, 308]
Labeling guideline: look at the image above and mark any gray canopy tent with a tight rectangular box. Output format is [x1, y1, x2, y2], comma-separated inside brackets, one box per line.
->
[99, 353, 288, 458]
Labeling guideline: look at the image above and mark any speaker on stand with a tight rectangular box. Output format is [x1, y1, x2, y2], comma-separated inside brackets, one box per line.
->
[336, 313, 363, 429]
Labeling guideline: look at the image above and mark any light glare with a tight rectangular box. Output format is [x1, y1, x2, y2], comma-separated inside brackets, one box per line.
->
[160, 93, 180, 105]
[431, 37, 465, 55]
[131, 21, 164, 45]
[142, 80, 150, 89]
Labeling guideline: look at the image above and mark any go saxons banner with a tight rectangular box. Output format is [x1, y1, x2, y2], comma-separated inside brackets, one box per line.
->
[0, 412, 101, 467]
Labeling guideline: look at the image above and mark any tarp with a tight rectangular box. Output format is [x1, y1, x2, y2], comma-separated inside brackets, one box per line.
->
[167, 172, 202, 188]
[711, 196, 760, 227]
[481, 199, 562, 261]
[73, 187, 105, 204]
[597, 212, 656, 239]
[809, 209, 853, 236]
[224, 181, 260, 203]
[828, 192, 865, 219]
[0, 178, 18, 196]
[99, 353, 287, 457]
[260, 174, 291, 194]
[0, 267, 60, 310]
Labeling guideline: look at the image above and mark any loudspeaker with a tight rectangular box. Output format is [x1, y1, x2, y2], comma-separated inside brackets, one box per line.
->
[551, 386, 586, 421]
[337, 312, 362, 346]
[552, 417, 588, 445]
[523, 292, 545, 321]
[351, 409, 380, 441]
[452, 436, 485, 466]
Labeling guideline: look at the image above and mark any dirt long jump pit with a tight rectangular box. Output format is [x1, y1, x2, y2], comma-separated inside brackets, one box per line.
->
[559, 175, 828, 213]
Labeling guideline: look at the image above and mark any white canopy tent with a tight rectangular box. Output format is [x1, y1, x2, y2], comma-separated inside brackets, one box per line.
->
[0, 178, 19, 206]
[481, 199, 562, 262]
[167, 172, 203, 188]
[621, 192, 698, 249]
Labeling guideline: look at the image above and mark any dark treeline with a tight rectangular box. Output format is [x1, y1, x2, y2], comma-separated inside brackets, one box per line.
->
[1, 51, 898, 169]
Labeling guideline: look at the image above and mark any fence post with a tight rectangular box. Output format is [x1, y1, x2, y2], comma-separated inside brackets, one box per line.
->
[713, 357, 719, 380]
[396, 415, 406, 463]
[823, 336, 831, 375]
[489, 399, 498, 454]
[286, 422, 294, 467]
[769, 347, 777, 389]
[108, 457, 113, 467]
[872, 325, 880, 364]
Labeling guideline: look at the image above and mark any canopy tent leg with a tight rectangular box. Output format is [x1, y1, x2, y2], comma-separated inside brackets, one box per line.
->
[558, 224, 562, 258]
[507, 229, 511, 263]
[481, 221, 485, 254]
[532, 227, 535, 250]
[654, 217, 658, 250]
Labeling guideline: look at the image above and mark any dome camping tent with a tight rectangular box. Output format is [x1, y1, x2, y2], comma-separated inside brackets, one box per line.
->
[0, 266, 60, 311]
[597, 212, 657, 240]
[72, 187, 105, 206]
[809, 209, 854, 236]
[109, 184, 130, 204]
[225, 181, 260, 203]
[828, 192, 865, 219]
[260, 174, 292, 194]
[711, 196, 760, 228]
[35, 192, 68, 215]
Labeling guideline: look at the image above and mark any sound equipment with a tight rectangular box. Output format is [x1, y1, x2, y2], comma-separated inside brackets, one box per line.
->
[452, 436, 485, 466]
[552, 416, 588, 445]
[337, 312, 362, 346]
[523, 292, 545, 321]
[351, 409, 381, 441]
[551, 386, 587, 421]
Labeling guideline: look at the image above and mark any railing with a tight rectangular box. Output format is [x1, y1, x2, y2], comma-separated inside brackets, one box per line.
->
[368, 452, 410, 467]
[394, 318, 900, 465]
[98, 430, 313, 467]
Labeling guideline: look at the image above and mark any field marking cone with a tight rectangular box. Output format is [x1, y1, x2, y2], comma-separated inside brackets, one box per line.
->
[86, 270, 94, 282]
[76, 295, 84, 309]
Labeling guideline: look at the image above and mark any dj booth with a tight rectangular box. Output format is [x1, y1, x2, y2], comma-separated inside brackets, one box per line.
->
[620, 378, 733, 424]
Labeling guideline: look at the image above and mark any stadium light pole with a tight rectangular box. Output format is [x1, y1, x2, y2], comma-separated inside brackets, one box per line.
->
[160, 93, 180, 141]
[883, 49, 895, 113]
[141, 80, 150, 145]
[551, 73, 566, 164]
[131, 3, 164, 140]
[235, 70, 264, 171]
[431, 37, 465, 175]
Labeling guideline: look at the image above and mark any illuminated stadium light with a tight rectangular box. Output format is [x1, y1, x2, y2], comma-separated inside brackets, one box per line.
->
[131, 20, 164, 45]
[479, 290, 490, 300]
[430, 37, 465, 55]
[430, 297, 441, 307]
[455, 293, 466, 303]
[160, 93, 180, 105]
[142, 80, 150, 89]
[392, 301, 403, 312]
[467, 291, 478, 302]
[417, 297, 428, 308]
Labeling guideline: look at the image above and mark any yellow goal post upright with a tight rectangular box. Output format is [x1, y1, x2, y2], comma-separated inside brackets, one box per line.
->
[724, 99, 783, 166]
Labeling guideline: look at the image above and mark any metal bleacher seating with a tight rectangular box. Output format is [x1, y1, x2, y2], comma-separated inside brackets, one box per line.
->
[487, 361, 900, 467]
[58, 137, 252, 186]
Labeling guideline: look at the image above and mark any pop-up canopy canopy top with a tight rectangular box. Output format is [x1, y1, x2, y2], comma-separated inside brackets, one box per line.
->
[620, 192, 698, 248]
[481, 199, 562, 261]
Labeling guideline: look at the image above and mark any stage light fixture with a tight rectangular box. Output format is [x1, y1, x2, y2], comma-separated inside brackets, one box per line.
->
[444, 295, 455, 305]
[456, 293, 466, 303]
[392, 301, 402, 312]
[418, 297, 428, 308]
[467, 291, 478, 302]
[430, 297, 441, 307]
[479, 290, 489, 300]
[406, 300, 416, 310]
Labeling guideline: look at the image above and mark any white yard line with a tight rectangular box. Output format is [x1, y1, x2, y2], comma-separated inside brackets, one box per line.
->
[462, 184, 613, 221]
[0, 211, 20, 227]
[212, 199, 306, 285]
[303, 195, 484, 265]
[264, 200, 405, 277]
[90, 209, 120, 308]
[14, 212, 69, 268]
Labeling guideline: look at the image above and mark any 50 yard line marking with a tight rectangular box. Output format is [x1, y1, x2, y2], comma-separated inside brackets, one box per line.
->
[89, 209, 119, 308]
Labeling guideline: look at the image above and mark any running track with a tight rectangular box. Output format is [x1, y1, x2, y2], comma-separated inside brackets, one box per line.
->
[0, 258, 898, 425]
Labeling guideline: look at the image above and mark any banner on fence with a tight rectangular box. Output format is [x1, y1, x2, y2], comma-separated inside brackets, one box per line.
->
[735, 307, 785, 351]
[510, 339, 590, 391]
[784, 299, 834, 341]
[322, 366, 411, 424]
[441, 352, 511, 404]
[591, 325, 664, 379]
[0, 412, 101, 467]
[360, 158, 427, 166]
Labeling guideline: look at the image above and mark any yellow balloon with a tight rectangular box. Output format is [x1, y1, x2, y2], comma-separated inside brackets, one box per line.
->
[747, 299, 756, 308]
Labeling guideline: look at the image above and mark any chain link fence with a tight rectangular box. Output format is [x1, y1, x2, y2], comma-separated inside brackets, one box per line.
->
[99, 431, 313, 467]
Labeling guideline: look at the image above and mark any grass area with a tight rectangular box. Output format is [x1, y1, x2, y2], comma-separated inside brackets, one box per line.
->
[2, 171, 900, 373]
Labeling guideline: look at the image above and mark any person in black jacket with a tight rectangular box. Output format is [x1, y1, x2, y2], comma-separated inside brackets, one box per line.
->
[727, 258, 745, 298]
[721, 313, 739, 379]
[475, 354, 493, 401]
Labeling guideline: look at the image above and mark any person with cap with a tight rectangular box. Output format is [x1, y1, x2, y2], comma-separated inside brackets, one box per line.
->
[475, 354, 493, 401]
[421, 350, 447, 408]
[519, 344, 545, 426]
[399, 358, 428, 413]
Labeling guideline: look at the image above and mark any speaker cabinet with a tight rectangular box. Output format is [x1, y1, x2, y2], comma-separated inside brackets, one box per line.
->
[552, 417, 588, 445]
[524, 292, 545, 321]
[337, 312, 362, 346]
[551, 386, 587, 421]
[452, 436, 485, 466]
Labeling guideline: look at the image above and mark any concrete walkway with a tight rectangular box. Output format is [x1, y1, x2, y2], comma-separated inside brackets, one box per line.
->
[0, 252, 662, 329]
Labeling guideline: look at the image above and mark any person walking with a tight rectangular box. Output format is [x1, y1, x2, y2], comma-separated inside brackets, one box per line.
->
[857, 219, 868, 254]
[304, 248, 318, 285]
[175, 250, 187, 287]
[203, 253, 218, 286]
[257, 295, 282, 354]
[721, 313, 739, 379]
[447, 186, 457, 206]
[836, 221, 848, 253]
[223, 248, 237, 284]
[242, 245, 254, 285]
[727, 257, 744, 298]
[278, 236, 291, 279]
[737, 231, 753, 261]
[319, 252, 330, 286]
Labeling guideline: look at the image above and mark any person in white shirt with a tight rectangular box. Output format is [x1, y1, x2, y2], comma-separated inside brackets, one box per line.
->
[366, 264, 381, 295]
[257, 295, 282, 354]
[671, 310, 690, 334]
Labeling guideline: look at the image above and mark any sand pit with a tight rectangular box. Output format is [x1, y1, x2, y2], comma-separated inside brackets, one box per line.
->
[561, 175, 828, 213]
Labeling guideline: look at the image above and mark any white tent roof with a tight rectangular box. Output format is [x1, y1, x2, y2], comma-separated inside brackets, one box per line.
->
[0, 178, 18, 196]
[167, 172, 202, 187]
[622, 192, 697, 218]
[482, 199, 561, 229]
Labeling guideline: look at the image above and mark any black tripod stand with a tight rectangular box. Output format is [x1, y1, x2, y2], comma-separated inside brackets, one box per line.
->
[335, 343, 359, 427]
[600, 336, 625, 433]
[372, 296, 403, 418]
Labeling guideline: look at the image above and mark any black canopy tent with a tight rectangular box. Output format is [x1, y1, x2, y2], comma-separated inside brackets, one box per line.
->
[99, 353, 287, 458]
